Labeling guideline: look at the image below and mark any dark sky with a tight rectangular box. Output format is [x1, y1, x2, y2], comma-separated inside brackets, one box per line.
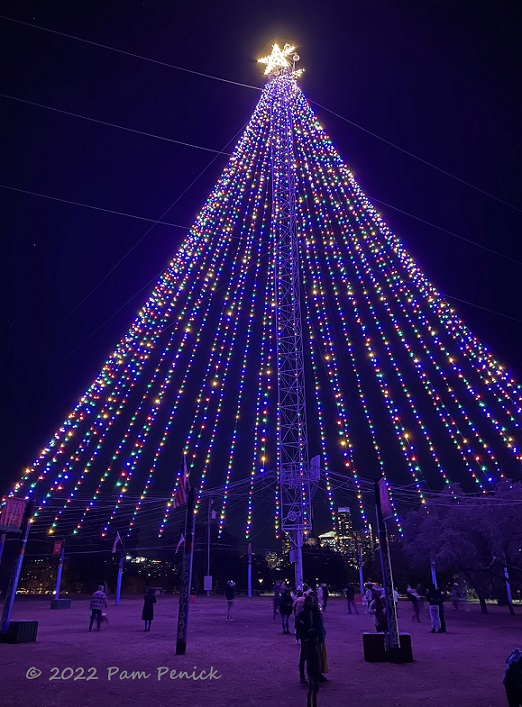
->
[2, 0, 521, 499]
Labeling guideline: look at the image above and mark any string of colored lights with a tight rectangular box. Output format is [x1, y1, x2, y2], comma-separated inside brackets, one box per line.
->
[290, 80, 512, 500]
[294, 130, 367, 530]
[294, 108, 398, 530]
[291, 89, 415, 518]
[7, 58, 522, 545]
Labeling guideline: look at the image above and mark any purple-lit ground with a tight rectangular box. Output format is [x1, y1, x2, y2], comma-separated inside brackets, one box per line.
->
[0, 595, 517, 706]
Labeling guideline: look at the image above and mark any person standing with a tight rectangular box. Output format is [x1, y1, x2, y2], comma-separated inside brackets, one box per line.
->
[273, 580, 282, 620]
[427, 584, 446, 633]
[451, 583, 460, 610]
[321, 583, 329, 611]
[225, 580, 235, 621]
[280, 587, 293, 634]
[293, 590, 305, 639]
[426, 585, 442, 633]
[503, 649, 522, 707]
[316, 584, 324, 609]
[296, 595, 328, 684]
[363, 582, 373, 614]
[393, 586, 400, 616]
[142, 587, 157, 632]
[89, 585, 107, 632]
[304, 627, 322, 707]
[345, 584, 358, 614]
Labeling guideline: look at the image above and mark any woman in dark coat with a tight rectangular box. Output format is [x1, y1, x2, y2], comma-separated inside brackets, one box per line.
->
[142, 587, 157, 632]
[280, 588, 294, 634]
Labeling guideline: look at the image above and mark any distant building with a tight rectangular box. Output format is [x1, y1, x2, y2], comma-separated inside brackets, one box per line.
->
[337, 506, 356, 556]
[318, 530, 338, 550]
[282, 532, 292, 556]
[265, 550, 284, 569]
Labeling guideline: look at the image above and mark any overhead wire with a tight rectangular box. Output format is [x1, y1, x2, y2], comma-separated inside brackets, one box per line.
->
[3, 13, 522, 538]
[1, 12, 520, 217]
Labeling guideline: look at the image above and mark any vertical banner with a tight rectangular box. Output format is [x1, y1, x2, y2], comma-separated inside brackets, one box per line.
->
[0, 499, 35, 634]
[374, 480, 401, 659]
[54, 541, 65, 600]
[377, 478, 394, 521]
[247, 543, 252, 599]
[0, 498, 27, 531]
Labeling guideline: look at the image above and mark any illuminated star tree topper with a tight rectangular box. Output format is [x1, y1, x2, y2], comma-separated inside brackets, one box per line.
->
[258, 42, 303, 77]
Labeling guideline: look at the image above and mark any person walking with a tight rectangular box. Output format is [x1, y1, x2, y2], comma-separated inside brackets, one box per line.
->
[369, 591, 387, 632]
[142, 587, 157, 632]
[89, 585, 107, 632]
[406, 584, 422, 623]
[225, 580, 235, 621]
[345, 584, 358, 614]
[280, 587, 293, 634]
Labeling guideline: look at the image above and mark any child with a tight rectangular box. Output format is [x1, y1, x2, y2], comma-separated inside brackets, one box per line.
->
[89, 585, 107, 632]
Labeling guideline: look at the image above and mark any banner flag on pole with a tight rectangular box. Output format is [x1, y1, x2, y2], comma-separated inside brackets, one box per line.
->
[0, 497, 27, 532]
[174, 456, 189, 508]
[377, 478, 394, 521]
[176, 534, 185, 553]
[111, 531, 122, 554]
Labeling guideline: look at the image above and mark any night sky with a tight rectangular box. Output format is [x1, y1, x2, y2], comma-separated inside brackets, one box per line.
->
[2, 1, 522, 504]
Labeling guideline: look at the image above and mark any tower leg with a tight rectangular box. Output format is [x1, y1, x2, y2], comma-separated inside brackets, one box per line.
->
[292, 529, 304, 589]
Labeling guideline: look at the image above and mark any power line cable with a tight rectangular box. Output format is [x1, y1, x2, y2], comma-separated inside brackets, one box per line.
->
[0, 183, 187, 228]
[0, 92, 233, 156]
[368, 194, 522, 267]
[312, 100, 522, 216]
[2, 13, 520, 217]
[0, 15, 262, 92]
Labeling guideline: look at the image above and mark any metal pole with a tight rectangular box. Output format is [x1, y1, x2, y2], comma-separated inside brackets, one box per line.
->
[176, 486, 197, 655]
[357, 543, 364, 595]
[374, 481, 401, 660]
[430, 555, 438, 589]
[503, 556, 513, 605]
[115, 554, 124, 606]
[0, 533, 6, 568]
[206, 496, 211, 596]
[293, 530, 303, 590]
[248, 543, 252, 598]
[54, 542, 65, 600]
[0, 499, 34, 634]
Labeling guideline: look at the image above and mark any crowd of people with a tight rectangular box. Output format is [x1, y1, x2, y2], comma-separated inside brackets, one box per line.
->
[86, 577, 522, 707]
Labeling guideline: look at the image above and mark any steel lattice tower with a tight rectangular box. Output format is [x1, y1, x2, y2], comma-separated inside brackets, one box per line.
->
[260, 45, 316, 589]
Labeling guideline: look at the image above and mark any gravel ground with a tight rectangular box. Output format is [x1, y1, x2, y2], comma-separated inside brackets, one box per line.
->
[0, 595, 518, 707]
